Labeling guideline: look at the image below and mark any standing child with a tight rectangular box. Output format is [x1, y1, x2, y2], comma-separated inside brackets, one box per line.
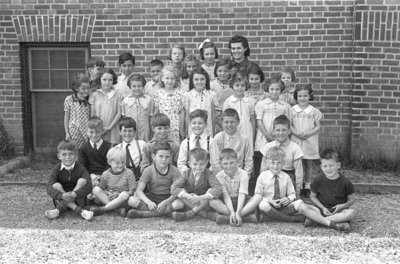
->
[279, 66, 296, 106]
[223, 72, 256, 146]
[126, 143, 180, 218]
[89, 69, 122, 144]
[184, 67, 216, 137]
[153, 66, 185, 142]
[85, 57, 104, 92]
[199, 39, 218, 82]
[245, 64, 268, 106]
[209, 148, 258, 226]
[171, 148, 222, 221]
[64, 73, 91, 149]
[144, 59, 164, 99]
[210, 58, 233, 134]
[228, 35, 256, 77]
[290, 84, 322, 197]
[167, 44, 186, 79]
[121, 74, 152, 142]
[180, 54, 200, 93]
[45, 141, 93, 221]
[114, 52, 135, 98]
[90, 147, 136, 216]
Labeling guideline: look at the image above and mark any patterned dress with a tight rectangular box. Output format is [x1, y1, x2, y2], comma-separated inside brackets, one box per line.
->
[64, 94, 90, 149]
[154, 89, 184, 142]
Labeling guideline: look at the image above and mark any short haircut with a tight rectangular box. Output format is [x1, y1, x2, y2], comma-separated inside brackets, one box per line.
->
[160, 65, 179, 88]
[182, 54, 201, 79]
[228, 35, 250, 57]
[57, 140, 77, 153]
[99, 68, 118, 85]
[168, 44, 187, 61]
[87, 116, 103, 131]
[86, 57, 105, 69]
[149, 59, 164, 68]
[189, 67, 211, 91]
[219, 148, 237, 161]
[266, 76, 285, 93]
[189, 109, 208, 123]
[107, 146, 126, 163]
[266, 146, 286, 162]
[223, 108, 240, 121]
[320, 149, 340, 163]
[189, 148, 209, 162]
[273, 115, 290, 129]
[248, 64, 265, 83]
[151, 113, 171, 127]
[118, 52, 135, 66]
[152, 142, 172, 155]
[119, 116, 136, 131]
[293, 83, 314, 102]
[230, 71, 248, 89]
[279, 66, 296, 82]
[199, 41, 219, 61]
[127, 73, 146, 87]
[71, 73, 90, 94]
[214, 57, 231, 78]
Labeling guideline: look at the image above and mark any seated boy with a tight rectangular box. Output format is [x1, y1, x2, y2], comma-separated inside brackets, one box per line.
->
[115, 52, 135, 97]
[90, 147, 136, 216]
[45, 140, 93, 221]
[177, 109, 214, 173]
[170, 148, 222, 221]
[141, 113, 180, 171]
[127, 142, 180, 218]
[306, 149, 356, 231]
[210, 108, 253, 176]
[144, 59, 163, 99]
[79, 116, 112, 191]
[260, 115, 303, 197]
[209, 148, 257, 226]
[115, 117, 146, 181]
[86, 57, 104, 92]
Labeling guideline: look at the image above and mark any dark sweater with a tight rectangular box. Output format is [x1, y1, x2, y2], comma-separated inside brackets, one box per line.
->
[46, 162, 92, 200]
[78, 140, 111, 175]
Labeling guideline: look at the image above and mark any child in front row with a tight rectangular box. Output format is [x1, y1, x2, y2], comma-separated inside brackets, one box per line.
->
[126, 143, 181, 218]
[177, 109, 214, 173]
[90, 147, 136, 216]
[209, 148, 258, 226]
[45, 140, 93, 221]
[170, 148, 222, 221]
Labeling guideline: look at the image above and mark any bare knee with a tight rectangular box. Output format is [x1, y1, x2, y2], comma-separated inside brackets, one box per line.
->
[128, 196, 140, 207]
[258, 200, 272, 213]
[119, 191, 130, 201]
[343, 208, 356, 220]
[171, 199, 185, 210]
[209, 199, 220, 209]
[92, 186, 102, 196]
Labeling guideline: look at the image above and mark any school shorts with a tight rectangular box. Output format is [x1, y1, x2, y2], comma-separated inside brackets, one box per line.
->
[146, 193, 171, 205]
[220, 195, 250, 211]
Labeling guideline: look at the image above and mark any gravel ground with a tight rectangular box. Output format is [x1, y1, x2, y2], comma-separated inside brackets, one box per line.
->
[0, 186, 399, 263]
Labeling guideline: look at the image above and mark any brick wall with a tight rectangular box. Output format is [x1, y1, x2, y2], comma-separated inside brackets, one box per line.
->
[0, 0, 399, 160]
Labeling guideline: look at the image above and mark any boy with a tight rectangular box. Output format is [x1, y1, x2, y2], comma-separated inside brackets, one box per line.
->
[209, 148, 257, 226]
[115, 117, 146, 181]
[177, 109, 214, 173]
[246, 147, 351, 232]
[79, 116, 112, 189]
[210, 108, 253, 176]
[86, 57, 104, 92]
[115, 52, 135, 97]
[126, 143, 180, 218]
[45, 140, 93, 220]
[307, 149, 356, 231]
[260, 115, 303, 197]
[170, 148, 222, 221]
[141, 113, 180, 171]
[144, 59, 164, 99]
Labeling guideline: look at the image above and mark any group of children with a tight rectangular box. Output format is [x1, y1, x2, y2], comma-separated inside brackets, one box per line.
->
[50, 35, 356, 232]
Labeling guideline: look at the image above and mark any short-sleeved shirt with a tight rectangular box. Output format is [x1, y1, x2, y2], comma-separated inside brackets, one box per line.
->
[254, 170, 296, 202]
[216, 167, 249, 198]
[121, 95, 152, 141]
[260, 140, 303, 171]
[311, 173, 355, 209]
[98, 168, 137, 194]
[139, 164, 180, 197]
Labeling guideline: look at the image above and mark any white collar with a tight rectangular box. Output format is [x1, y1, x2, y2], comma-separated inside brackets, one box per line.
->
[264, 97, 285, 105]
[98, 89, 116, 99]
[294, 104, 313, 114]
[230, 96, 249, 102]
[90, 139, 103, 148]
[60, 162, 75, 171]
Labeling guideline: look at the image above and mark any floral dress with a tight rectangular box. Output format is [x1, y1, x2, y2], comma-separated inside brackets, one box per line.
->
[64, 94, 90, 149]
[154, 89, 184, 142]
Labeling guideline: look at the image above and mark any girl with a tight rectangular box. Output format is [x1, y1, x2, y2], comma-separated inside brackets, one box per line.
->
[180, 54, 200, 93]
[254, 77, 290, 177]
[154, 66, 185, 142]
[64, 73, 91, 149]
[228, 35, 255, 77]
[245, 64, 268, 106]
[184, 67, 216, 137]
[167, 44, 186, 79]
[210, 58, 233, 134]
[199, 39, 218, 81]
[290, 84, 322, 198]
[223, 72, 256, 145]
[89, 68, 122, 144]
[279, 66, 297, 106]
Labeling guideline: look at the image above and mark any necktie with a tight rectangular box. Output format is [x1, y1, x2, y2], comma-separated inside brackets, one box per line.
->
[126, 144, 132, 168]
[273, 174, 280, 200]
[93, 143, 97, 151]
[195, 136, 201, 149]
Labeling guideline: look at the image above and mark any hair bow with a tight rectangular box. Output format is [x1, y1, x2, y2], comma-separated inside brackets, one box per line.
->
[198, 38, 211, 51]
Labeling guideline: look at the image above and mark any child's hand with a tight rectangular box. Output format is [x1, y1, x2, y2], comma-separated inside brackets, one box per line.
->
[229, 213, 237, 226]
[156, 200, 168, 213]
[65, 133, 71, 141]
[187, 194, 202, 205]
[280, 197, 290, 206]
[62, 193, 75, 203]
[321, 207, 332, 216]
[146, 201, 157, 211]
[269, 199, 281, 209]
[332, 204, 345, 214]
[235, 212, 242, 227]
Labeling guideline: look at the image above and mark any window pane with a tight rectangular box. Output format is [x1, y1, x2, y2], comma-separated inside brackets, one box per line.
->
[68, 50, 86, 69]
[32, 70, 50, 89]
[31, 50, 48, 69]
[50, 50, 67, 69]
[50, 70, 68, 90]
